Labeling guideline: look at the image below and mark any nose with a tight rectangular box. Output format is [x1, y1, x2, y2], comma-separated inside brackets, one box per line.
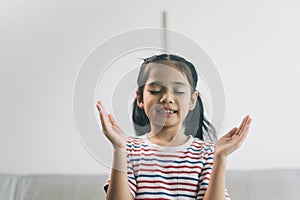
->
[159, 89, 175, 104]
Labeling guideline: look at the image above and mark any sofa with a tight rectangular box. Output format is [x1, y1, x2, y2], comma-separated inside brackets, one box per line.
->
[1, 169, 299, 200]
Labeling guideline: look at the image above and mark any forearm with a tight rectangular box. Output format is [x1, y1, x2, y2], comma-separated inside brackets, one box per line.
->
[203, 155, 227, 200]
[106, 148, 133, 200]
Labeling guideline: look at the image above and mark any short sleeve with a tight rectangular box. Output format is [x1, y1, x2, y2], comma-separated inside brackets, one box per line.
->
[197, 144, 230, 200]
[127, 151, 137, 197]
[103, 147, 137, 198]
[103, 173, 111, 193]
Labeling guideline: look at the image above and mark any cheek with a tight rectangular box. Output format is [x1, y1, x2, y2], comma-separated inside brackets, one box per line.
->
[178, 97, 191, 108]
[143, 100, 158, 116]
[178, 98, 194, 116]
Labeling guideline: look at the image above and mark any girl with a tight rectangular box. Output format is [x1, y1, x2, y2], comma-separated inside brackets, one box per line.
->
[96, 54, 252, 200]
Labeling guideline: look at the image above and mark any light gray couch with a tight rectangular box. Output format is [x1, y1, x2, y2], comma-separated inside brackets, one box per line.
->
[1, 170, 299, 200]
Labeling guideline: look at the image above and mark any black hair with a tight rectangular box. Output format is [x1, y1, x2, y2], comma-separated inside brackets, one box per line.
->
[132, 53, 217, 142]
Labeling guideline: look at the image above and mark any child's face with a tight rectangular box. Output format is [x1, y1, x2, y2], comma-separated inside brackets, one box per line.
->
[136, 62, 198, 131]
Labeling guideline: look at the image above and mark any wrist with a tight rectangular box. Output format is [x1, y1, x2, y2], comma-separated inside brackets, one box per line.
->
[112, 146, 128, 173]
[214, 152, 228, 162]
[112, 143, 126, 150]
[113, 146, 127, 154]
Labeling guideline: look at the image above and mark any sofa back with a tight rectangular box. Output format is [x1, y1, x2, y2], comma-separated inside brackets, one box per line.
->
[1, 170, 299, 200]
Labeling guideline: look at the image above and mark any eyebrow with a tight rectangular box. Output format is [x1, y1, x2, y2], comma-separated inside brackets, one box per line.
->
[148, 81, 188, 86]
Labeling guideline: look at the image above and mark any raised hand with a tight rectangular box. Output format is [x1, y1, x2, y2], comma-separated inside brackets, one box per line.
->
[215, 115, 252, 158]
[96, 100, 126, 149]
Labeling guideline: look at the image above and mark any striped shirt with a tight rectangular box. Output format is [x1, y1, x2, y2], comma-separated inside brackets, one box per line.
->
[104, 134, 230, 200]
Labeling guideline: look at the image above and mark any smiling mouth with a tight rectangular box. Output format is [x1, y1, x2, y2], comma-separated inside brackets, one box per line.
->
[157, 108, 178, 114]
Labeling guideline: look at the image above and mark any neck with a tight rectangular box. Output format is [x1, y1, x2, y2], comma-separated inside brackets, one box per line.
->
[147, 125, 189, 147]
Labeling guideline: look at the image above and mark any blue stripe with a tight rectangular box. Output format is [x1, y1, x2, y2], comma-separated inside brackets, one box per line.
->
[128, 166, 134, 171]
[206, 156, 213, 161]
[126, 143, 148, 148]
[137, 174, 199, 182]
[200, 182, 209, 186]
[186, 147, 201, 152]
[201, 167, 212, 171]
[131, 157, 204, 165]
[186, 146, 213, 152]
[128, 176, 135, 181]
[137, 191, 196, 198]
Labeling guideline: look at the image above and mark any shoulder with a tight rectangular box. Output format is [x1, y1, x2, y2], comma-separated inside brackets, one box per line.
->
[125, 135, 147, 149]
[190, 137, 216, 154]
[190, 138, 216, 166]
[126, 135, 146, 144]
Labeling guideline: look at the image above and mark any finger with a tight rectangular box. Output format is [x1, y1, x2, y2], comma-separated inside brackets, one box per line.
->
[240, 116, 251, 134]
[225, 127, 238, 137]
[96, 100, 101, 111]
[107, 114, 120, 130]
[237, 127, 250, 147]
[232, 116, 251, 147]
[242, 117, 252, 136]
[97, 100, 109, 119]
[236, 117, 252, 144]
[236, 115, 250, 135]
[236, 117, 246, 134]
[108, 114, 118, 126]
[96, 100, 111, 131]
[108, 114, 126, 138]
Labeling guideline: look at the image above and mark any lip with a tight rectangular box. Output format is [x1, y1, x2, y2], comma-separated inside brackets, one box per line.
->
[157, 106, 177, 111]
[156, 107, 178, 116]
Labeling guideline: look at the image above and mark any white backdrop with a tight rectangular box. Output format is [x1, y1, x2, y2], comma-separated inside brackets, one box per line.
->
[1, 0, 299, 174]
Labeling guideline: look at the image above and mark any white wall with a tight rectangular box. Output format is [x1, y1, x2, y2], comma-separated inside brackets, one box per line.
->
[1, 0, 300, 174]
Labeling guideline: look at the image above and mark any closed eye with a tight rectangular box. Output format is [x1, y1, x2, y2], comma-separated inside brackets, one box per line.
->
[174, 91, 185, 94]
[148, 90, 161, 94]
[148, 90, 185, 95]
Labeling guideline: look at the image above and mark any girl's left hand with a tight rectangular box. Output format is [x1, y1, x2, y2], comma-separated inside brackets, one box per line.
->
[215, 115, 252, 159]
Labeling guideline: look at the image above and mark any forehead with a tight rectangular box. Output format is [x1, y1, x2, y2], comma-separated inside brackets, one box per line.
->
[145, 63, 189, 87]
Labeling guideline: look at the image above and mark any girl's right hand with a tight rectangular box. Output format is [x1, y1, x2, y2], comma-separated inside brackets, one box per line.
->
[96, 100, 126, 149]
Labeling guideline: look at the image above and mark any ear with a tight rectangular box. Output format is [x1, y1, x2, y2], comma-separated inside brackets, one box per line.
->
[136, 90, 144, 109]
[189, 90, 199, 111]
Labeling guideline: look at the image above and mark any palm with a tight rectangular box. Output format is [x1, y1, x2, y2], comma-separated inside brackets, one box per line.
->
[96, 100, 126, 149]
[215, 115, 252, 157]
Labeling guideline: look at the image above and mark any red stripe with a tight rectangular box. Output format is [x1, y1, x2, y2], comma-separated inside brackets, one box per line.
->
[129, 148, 204, 156]
[205, 152, 214, 156]
[200, 177, 210, 182]
[129, 184, 135, 195]
[137, 168, 200, 174]
[198, 188, 207, 192]
[128, 152, 202, 160]
[128, 147, 158, 152]
[179, 151, 205, 156]
[128, 147, 212, 156]
[203, 161, 213, 166]
[138, 185, 197, 193]
[190, 143, 202, 148]
[200, 171, 212, 177]
[138, 179, 198, 187]
[133, 162, 203, 169]
[140, 198, 170, 200]
[128, 178, 137, 188]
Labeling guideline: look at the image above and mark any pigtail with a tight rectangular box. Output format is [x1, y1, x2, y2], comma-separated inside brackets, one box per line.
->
[195, 94, 217, 142]
[183, 91, 216, 142]
[132, 87, 151, 136]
